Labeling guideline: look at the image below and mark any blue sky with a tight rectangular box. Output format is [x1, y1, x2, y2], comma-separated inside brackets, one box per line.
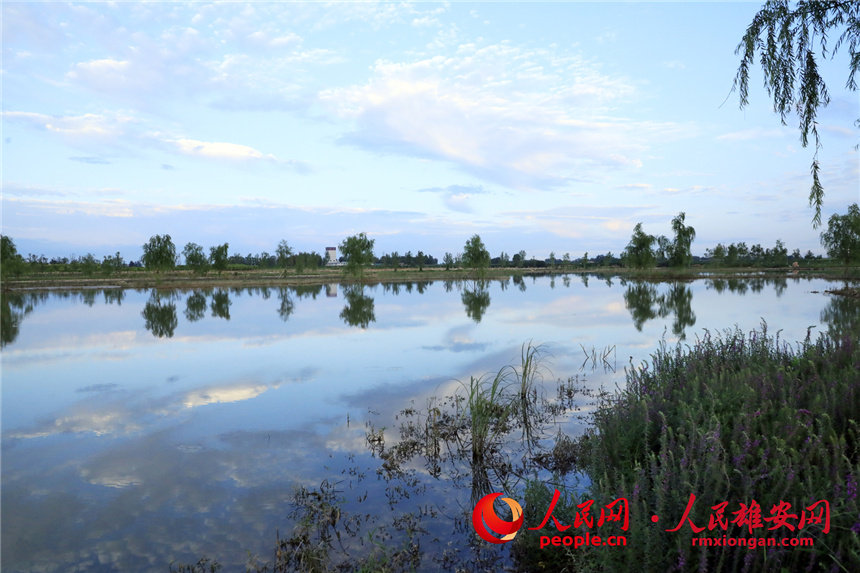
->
[2, 1, 857, 262]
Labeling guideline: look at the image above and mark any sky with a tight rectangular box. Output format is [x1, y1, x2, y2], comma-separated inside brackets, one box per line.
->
[2, 1, 858, 263]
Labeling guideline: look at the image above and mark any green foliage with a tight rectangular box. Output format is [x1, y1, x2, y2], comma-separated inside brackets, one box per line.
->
[209, 243, 229, 274]
[1, 235, 25, 278]
[141, 234, 176, 272]
[624, 222, 657, 269]
[182, 243, 209, 275]
[339, 232, 375, 280]
[294, 252, 321, 274]
[462, 234, 490, 277]
[821, 203, 860, 264]
[79, 253, 99, 276]
[276, 240, 293, 277]
[101, 251, 124, 275]
[668, 212, 696, 268]
[734, 1, 859, 227]
[443, 252, 454, 270]
[576, 323, 860, 571]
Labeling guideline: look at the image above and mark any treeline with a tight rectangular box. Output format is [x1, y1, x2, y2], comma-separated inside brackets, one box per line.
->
[1, 204, 857, 279]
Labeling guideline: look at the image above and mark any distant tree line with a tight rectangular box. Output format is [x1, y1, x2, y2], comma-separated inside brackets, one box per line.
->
[1, 204, 857, 280]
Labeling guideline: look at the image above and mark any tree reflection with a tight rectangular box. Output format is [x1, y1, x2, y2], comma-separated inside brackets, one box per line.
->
[1, 291, 36, 347]
[184, 291, 208, 322]
[660, 283, 696, 338]
[624, 282, 696, 339]
[277, 287, 295, 322]
[103, 289, 125, 306]
[340, 285, 375, 328]
[142, 290, 178, 338]
[623, 283, 659, 331]
[209, 289, 231, 320]
[461, 281, 491, 323]
[820, 293, 860, 341]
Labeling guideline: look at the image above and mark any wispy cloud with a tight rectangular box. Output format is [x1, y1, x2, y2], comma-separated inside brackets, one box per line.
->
[321, 42, 688, 190]
[417, 184, 488, 213]
[716, 128, 787, 142]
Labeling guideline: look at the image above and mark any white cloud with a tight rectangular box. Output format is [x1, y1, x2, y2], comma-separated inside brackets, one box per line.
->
[320, 43, 687, 190]
[168, 137, 276, 162]
[2, 110, 132, 138]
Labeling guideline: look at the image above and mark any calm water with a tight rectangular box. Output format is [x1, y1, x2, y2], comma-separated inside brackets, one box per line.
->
[2, 274, 856, 571]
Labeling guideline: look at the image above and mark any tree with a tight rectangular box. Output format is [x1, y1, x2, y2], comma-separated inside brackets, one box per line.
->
[734, 1, 859, 227]
[340, 232, 375, 280]
[462, 234, 490, 277]
[209, 243, 229, 274]
[416, 250, 425, 271]
[142, 234, 176, 272]
[443, 252, 454, 270]
[183, 242, 209, 275]
[1, 235, 25, 278]
[276, 240, 293, 276]
[80, 253, 99, 276]
[820, 203, 860, 264]
[102, 251, 124, 276]
[499, 251, 511, 268]
[624, 222, 657, 269]
[668, 212, 696, 268]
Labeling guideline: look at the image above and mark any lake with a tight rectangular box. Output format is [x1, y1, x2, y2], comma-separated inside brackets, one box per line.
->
[1, 273, 856, 571]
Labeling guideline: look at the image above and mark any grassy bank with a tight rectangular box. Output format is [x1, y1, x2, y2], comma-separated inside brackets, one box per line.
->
[513, 324, 860, 572]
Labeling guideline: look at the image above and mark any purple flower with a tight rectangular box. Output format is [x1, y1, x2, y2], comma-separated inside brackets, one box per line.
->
[847, 475, 857, 501]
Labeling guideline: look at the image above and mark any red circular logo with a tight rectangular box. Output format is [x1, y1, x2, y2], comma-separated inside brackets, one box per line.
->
[472, 492, 524, 544]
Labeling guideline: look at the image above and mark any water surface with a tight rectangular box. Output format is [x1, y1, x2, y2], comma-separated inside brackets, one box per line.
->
[2, 274, 855, 571]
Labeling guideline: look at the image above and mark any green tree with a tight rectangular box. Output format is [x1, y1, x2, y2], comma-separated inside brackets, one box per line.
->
[183, 243, 209, 275]
[709, 243, 727, 266]
[499, 251, 511, 268]
[771, 238, 789, 267]
[462, 234, 490, 278]
[734, 1, 859, 227]
[142, 234, 176, 272]
[80, 253, 99, 276]
[340, 232, 375, 280]
[562, 252, 571, 269]
[1, 235, 25, 278]
[209, 243, 229, 274]
[443, 252, 454, 270]
[624, 223, 657, 269]
[101, 251, 124, 276]
[548, 251, 557, 268]
[416, 250, 425, 271]
[668, 212, 696, 268]
[820, 203, 860, 264]
[276, 240, 293, 276]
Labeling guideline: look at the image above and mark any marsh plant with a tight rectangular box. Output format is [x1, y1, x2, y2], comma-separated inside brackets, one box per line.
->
[557, 323, 860, 572]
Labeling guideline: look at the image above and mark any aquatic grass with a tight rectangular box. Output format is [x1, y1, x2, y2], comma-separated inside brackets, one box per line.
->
[570, 323, 860, 572]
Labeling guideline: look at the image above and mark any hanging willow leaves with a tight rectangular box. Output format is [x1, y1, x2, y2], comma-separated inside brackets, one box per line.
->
[733, 0, 859, 227]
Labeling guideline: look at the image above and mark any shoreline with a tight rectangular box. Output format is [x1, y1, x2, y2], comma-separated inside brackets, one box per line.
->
[2, 265, 858, 292]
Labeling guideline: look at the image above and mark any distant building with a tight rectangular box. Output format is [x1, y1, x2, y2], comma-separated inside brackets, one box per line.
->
[326, 247, 338, 265]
